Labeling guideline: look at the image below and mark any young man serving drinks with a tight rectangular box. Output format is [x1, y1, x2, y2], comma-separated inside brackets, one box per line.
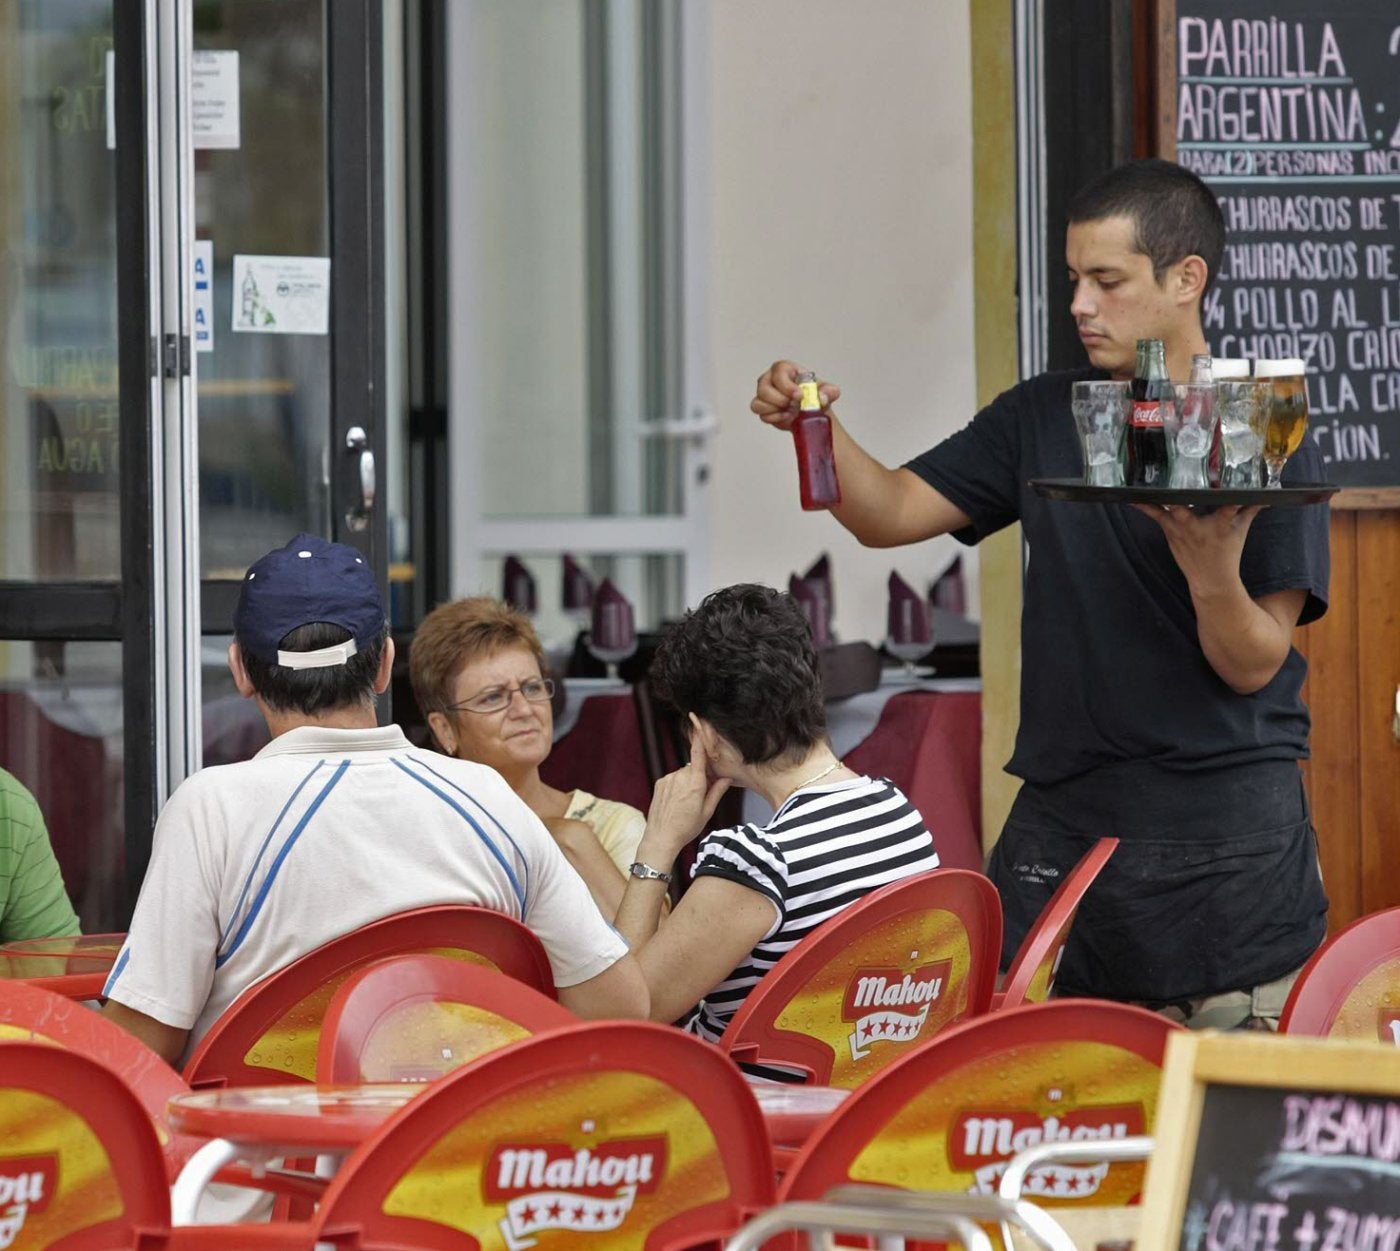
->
[752, 159, 1330, 1029]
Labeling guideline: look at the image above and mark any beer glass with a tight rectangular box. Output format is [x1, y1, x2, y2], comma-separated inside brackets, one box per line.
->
[1169, 383, 1218, 489]
[1255, 358, 1310, 490]
[1215, 379, 1266, 489]
[1071, 380, 1129, 487]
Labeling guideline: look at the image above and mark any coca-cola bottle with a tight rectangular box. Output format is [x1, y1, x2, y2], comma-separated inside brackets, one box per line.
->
[792, 371, 841, 510]
[1126, 338, 1171, 486]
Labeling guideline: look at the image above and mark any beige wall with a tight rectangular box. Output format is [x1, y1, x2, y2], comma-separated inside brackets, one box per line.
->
[706, 0, 978, 642]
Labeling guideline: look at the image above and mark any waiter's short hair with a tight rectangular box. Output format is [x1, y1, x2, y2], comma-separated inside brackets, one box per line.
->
[650, 583, 827, 768]
[1068, 158, 1225, 295]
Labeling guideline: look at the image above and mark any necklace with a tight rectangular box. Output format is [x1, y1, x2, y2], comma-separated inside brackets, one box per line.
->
[789, 758, 842, 796]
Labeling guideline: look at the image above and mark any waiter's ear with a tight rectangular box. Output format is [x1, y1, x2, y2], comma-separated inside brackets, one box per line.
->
[1173, 253, 1209, 308]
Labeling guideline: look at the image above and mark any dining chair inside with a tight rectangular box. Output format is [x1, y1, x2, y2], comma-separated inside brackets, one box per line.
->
[719, 868, 1002, 1088]
[817, 640, 882, 700]
[1279, 905, 1400, 1040]
[318, 952, 577, 1083]
[308, 1020, 776, 1250]
[182, 904, 555, 1089]
[775, 999, 1180, 1240]
[993, 836, 1119, 1011]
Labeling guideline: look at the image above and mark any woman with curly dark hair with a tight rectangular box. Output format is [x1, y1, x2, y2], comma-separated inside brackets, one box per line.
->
[615, 582, 941, 1042]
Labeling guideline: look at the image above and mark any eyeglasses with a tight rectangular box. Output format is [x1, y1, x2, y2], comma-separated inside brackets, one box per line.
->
[445, 677, 556, 716]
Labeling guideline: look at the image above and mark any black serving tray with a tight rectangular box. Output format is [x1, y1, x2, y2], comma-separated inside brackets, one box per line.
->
[1029, 477, 1339, 508]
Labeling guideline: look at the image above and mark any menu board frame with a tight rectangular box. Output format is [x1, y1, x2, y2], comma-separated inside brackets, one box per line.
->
[1136, 1030, 1400, 1251]
[1156, 0, 1400, 509]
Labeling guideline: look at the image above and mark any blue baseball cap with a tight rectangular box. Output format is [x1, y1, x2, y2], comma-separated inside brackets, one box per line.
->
[233, 533, 387, 669]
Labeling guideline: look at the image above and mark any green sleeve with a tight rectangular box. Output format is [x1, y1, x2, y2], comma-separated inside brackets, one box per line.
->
[0, 772, 81, 942]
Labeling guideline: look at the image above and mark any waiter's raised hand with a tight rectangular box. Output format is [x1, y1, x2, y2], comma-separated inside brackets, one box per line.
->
[751, 360, 841, 431]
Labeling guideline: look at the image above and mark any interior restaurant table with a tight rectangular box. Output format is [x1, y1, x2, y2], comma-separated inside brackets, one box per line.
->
[165, 1078, 849, 1220]
[542, 674, 984, 872]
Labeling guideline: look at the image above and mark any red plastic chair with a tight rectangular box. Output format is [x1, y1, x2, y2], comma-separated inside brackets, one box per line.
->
[0, 931, 127, 999]
[0, 1041, 176, 1249]
[183, 904, 555, 1089]
[776, 1000, 1180, 1233]
[993, 837, 1119, 1011]
[1280, 906, 1400, 1040]
[719, 869, 1002, 1089]
[0, 979, 201, 1179]
[318, 952, 577, 1082]
[308, 1020, 775, 1250]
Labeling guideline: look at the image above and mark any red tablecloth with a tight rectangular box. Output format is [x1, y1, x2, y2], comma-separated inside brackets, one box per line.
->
[542, 686, 983, 872]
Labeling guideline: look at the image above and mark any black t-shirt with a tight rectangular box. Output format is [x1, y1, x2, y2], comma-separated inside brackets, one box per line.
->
[904, 367, 1331, 789]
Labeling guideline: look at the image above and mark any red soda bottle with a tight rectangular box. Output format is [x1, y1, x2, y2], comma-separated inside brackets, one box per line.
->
[792, 370, 841, 510]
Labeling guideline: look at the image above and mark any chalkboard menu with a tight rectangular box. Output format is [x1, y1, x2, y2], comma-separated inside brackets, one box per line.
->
[1174, 2, 1400, 488]
[1183, 1084, 1400, 1250]
[1136, 1033, 1400, 1251]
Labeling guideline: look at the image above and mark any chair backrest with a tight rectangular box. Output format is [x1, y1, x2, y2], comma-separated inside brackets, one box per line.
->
[314, 1020, 775, 1251]
[818, 641, 882, 700]
[1279, 906, 1400, 1040]
[778, 1000, 1179, 1225]
[995, 838, 1119, 1011]
[318, 952, 577, 1082]
[0, 1041, 170, 1249]
[0, 979, 199, 1179]
[182, 904, 555, 1088]
[720, 868, 1002, 1088]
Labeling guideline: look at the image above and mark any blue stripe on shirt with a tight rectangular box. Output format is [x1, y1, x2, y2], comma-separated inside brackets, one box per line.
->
[218, 760, 326, 949]
[102, 946, 131, 997]
[391, 759, 526, 909]
[215, 759, 351, 968]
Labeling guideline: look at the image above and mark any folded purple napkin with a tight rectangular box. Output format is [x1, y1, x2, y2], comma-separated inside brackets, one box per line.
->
[562, 554, 595, 613]
[788, 574, 832, 649]
[502, 555, 537, 614]
[591, 578, 636, 652]
[887, 571, 933, 645]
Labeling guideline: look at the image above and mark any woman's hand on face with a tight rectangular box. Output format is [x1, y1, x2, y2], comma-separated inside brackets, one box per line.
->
[643, 742, 732, 861]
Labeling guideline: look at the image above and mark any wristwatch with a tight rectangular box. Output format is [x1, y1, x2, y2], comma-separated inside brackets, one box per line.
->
[629, 861, 673, 886]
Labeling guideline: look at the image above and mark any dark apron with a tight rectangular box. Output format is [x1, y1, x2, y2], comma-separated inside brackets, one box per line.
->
[986, 758, 1328, 1003]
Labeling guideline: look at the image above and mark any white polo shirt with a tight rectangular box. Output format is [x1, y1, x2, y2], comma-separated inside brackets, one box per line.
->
[106, 725, 627, 1050]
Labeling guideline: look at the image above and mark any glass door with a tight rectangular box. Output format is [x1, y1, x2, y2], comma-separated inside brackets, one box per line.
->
[0, 0, 388, 930]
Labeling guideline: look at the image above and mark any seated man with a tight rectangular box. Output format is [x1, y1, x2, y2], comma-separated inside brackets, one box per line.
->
[0, 766, 80, 942]
[102, 534, 646, 1064]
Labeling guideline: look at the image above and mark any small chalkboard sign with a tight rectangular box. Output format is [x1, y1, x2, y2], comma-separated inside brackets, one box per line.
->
[1136, 1032, 1400, 1251]
[1164, 1, 1400, 501]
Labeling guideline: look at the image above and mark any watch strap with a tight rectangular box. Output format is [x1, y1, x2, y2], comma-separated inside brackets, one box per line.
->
[629, 861, 673, 885]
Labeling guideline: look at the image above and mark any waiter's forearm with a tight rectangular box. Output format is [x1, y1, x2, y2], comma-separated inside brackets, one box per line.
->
[1192, 584, 1304, 694]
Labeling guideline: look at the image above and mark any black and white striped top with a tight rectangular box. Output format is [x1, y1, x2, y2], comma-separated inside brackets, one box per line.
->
[685, 774, 940, 1044]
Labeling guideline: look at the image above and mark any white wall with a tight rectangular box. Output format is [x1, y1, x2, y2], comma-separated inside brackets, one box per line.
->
[706, 0, 979, 642]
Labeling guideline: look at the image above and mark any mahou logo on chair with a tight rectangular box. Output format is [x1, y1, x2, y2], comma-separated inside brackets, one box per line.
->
[0, 1155, 56, 1250]
[949, 1098, 1145, 1198]
[485, 1135, 668, 1250]
[840, 960, 950, 1060]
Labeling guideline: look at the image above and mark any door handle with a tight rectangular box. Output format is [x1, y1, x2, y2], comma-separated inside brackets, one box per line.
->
[1393, 684, 1400, 745]
[345, 426, 375, 532]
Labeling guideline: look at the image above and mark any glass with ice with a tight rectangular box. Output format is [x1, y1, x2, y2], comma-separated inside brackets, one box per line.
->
[1170, 383, 1218, 489]
[1071, 380, 1129, 487]
[1214, 362, 1266, 489]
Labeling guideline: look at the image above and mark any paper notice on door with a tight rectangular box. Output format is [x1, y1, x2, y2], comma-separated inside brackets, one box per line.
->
[106, 50, 240, 150]
[193, 240, 215, 353]
[231, 256, 330, 335]
[192, 51, 240, 149]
